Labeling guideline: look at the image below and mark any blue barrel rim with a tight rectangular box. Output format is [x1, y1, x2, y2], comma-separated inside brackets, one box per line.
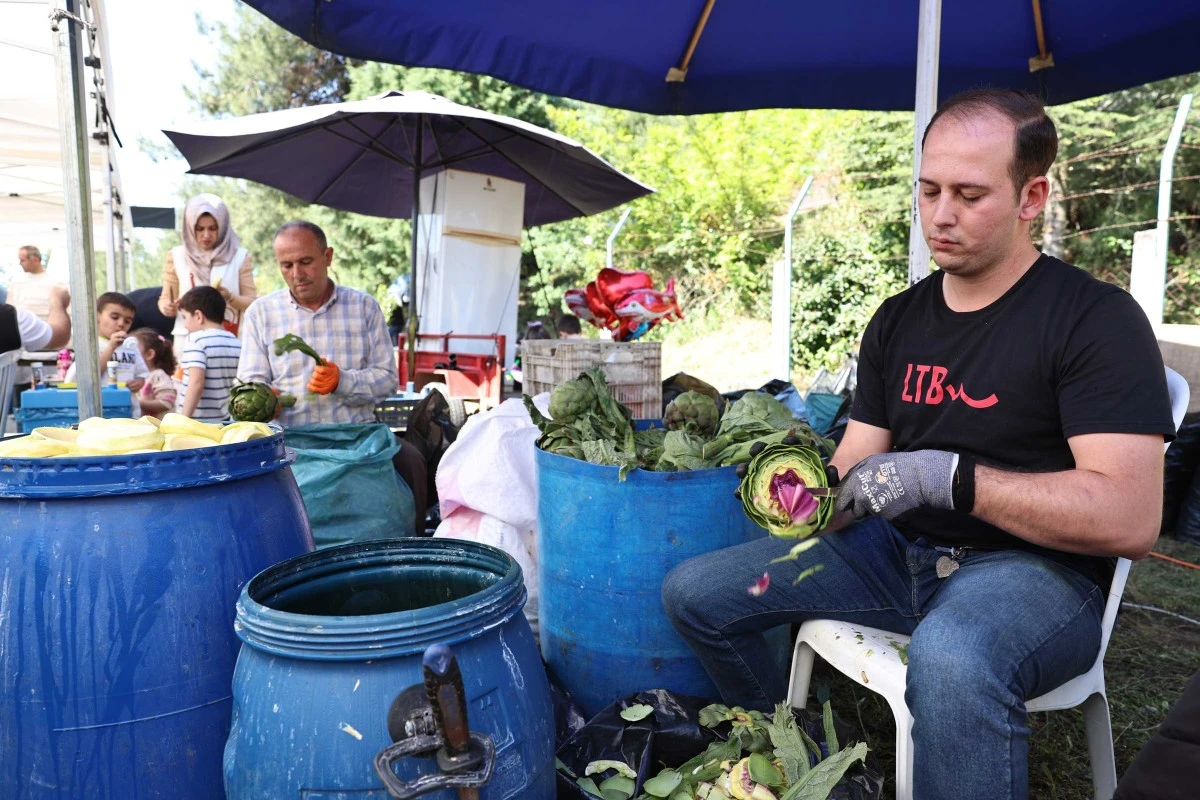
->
[235, 538, 527, 662]
[0, 432, 294, 498]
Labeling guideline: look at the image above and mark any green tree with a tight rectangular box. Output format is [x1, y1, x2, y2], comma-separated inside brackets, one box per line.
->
[1049, 75, 1200, 322]
[188, 8, 353, 116]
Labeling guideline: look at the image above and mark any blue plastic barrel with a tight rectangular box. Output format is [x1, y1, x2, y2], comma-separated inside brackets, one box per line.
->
[0, 434, 314, 800]
[224, 538, 555, 799]
[537, 448, 766, 716]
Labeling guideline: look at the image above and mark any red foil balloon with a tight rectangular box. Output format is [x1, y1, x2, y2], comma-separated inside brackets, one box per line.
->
[595, 268, 653, 310]
[564, 288, 600, 326]
[584, 281, 618, 328]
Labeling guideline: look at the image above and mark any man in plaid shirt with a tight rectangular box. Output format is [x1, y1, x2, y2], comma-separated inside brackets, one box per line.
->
[238, 220, 398, 427]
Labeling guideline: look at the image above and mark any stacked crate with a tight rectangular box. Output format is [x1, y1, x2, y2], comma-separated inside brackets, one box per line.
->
[521, 340, 662, 419]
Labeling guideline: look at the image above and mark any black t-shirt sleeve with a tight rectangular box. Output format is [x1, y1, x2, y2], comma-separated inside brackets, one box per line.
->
[0, 304, 20, 353]
[1057, 289, 1175, 441]
[850, 304, 890, 430]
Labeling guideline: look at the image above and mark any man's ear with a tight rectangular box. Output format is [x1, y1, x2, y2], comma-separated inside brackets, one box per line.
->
[1018, 175, 1051, 221]
[324, 247, 334, 267]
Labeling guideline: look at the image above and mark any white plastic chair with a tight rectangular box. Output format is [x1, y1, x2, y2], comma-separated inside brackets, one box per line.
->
[0, 350, 19, 435]
[786, 366, 1190, 800]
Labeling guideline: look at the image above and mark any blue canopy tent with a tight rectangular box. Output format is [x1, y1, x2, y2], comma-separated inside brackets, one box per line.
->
[240, 0, 1200, 115]
[241, 0, 1200, 288]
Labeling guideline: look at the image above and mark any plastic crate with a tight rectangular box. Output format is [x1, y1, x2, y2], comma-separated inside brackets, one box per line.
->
[15, 387, 134, 433]
[374, 395, 421, 430]
[521, 340, 662, 419]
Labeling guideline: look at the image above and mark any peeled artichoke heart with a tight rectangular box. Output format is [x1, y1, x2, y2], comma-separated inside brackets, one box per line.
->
[740, 443, 833, 538]
[77, 416, 148, 432]
[220, 422, 274, 444]
[32, 427, 80, 443]
[0, 436, 70, 458]
[76, 420, 164, 454]
[159, 413, 225, 442]
[162, 434, 219, 451]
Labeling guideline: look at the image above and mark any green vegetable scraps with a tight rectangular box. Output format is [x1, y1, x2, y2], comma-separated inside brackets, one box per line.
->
[620, 703, 655, 722]
[558, 701, 869, 800]
[524, 372, 832, 480]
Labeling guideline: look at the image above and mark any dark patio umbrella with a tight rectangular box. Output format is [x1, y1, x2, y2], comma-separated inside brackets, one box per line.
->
[163, 90, 653, 373]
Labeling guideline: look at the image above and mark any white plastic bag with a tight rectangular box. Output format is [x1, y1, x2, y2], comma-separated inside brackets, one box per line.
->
[434, 508, 538, 638]
[433, 395, 549, 638]
[436, 395, 547, 531]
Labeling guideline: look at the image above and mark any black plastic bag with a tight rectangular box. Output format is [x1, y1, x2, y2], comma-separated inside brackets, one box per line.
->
[790, 706, 884, 800]
[555, 690, 883, 800]
[548, 667, 588, 748]
[1164, 414, 1200, 536]
[557, 690, 716, 799]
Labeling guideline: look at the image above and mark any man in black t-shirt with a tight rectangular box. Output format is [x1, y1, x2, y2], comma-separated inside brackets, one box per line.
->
[663, 89, 1175, 800]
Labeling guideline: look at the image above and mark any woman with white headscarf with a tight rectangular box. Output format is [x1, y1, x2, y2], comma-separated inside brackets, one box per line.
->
[158, 194, 257, 347]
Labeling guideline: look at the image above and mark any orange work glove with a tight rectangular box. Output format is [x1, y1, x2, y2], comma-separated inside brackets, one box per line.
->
[307, 362, 340, 395]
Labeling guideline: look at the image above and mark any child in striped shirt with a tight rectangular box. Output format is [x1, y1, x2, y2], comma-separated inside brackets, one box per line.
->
[177, 286, 241, 421]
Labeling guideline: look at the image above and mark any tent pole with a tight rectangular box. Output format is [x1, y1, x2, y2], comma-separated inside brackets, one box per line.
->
[104, 150, 118, 292]
[406, 115, 423, 385]
[50, 0, 101, 419]
[907, 0, 941, 286]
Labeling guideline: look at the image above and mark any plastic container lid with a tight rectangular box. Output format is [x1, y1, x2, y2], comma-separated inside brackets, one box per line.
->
[0, 432, 293, 498]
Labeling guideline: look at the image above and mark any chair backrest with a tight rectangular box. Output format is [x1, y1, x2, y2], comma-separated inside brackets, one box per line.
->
[1097, 366, 1189, 656]
[0, 349, 19, 436]
[1166, 366, 1189, 436]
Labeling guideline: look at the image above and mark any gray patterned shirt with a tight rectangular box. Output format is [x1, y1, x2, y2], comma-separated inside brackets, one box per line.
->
[237, 283, 398, 427]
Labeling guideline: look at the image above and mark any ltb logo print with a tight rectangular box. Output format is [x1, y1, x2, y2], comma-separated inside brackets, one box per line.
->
[901, 363, 998, 409]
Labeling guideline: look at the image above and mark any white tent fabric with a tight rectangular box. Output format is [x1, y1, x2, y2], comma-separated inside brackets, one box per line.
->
[0, 0, 125, 278]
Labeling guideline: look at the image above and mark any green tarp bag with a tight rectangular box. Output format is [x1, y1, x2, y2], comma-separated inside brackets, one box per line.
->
[284, 423, 415, 548]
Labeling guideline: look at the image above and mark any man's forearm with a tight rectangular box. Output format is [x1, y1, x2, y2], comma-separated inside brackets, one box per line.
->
[973, 465, 1160, 559]
[44, 305, 71, 350]
[336, 364, 398, 403]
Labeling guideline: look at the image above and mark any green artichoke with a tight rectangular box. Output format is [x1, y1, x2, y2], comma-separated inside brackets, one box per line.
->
[738, 443, 833, 538]
[229, 381, 297, 422]
[663, 391, 720, 437]
[548, 377, 598, 423]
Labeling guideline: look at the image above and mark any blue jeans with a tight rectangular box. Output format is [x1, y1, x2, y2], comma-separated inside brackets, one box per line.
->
[661, 517, 1104, 800]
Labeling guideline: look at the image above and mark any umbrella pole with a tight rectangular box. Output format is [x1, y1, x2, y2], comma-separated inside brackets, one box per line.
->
[407, 117, 422, 386]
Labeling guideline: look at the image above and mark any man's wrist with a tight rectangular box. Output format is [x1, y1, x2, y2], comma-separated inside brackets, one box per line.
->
[952, 453, 976, 513]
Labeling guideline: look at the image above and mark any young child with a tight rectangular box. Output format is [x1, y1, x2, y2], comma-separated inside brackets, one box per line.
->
[64, 292, 149, 393]
[131, 328, 178, 419]
[177, 286, 241, 421]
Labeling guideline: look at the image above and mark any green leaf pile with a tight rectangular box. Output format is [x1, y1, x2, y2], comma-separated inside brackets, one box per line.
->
[526, 375, 832, 480]
[559, 700, 869, 800]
